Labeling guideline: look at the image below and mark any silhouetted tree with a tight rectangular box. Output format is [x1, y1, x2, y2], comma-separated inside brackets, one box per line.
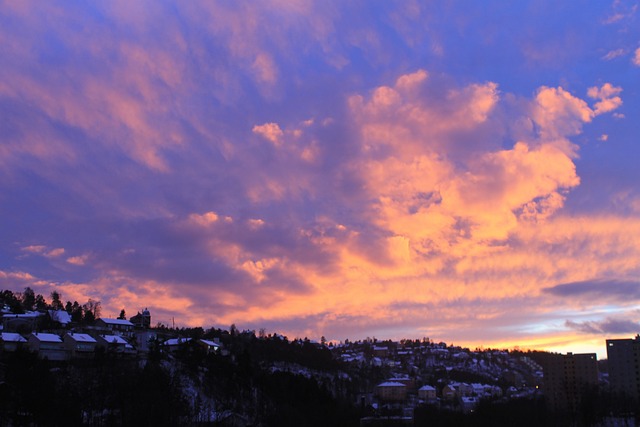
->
[20, 287, 35, 311]
[34, 294, 47, 310]
[83, 298, 101, 323]
[0, 289, 23, 313]
[118, 308, 126, 320]
[70, 301, 83, 322]
[50, 291, 64, 310]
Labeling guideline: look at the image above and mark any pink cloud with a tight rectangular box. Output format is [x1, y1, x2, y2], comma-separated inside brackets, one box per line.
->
[21, 245, 46, 254]
[252, 122, 284, 146]
[0, 270, 36, 283]
[587, 83, 623, 115]
[531, 86, 594, 143]
[66, 254, 90, 266]
[45, 248, 65, 258]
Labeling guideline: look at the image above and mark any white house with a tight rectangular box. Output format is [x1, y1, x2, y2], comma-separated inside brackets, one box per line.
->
[163, 337, 191, 353]
[48, 310, 72, 327]
[0, 332, 27, 352]
[64, 333, 97, 358]
[28, 332, 67, 361]
[97, 334, 135, 354]
[95, 318, 135, 334]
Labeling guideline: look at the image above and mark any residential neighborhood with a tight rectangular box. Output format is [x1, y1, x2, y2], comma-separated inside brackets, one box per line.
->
[0, 288, 637, 426]
[1, 307, 222, 362]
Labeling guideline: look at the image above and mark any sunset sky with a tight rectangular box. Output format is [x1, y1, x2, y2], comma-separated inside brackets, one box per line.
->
[2, 1, 640, 357]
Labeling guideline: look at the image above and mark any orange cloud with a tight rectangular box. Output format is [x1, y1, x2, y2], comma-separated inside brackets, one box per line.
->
[253, 122, 284, 146]
[587, 83, 623, 115]
[213, 73, 631, 348]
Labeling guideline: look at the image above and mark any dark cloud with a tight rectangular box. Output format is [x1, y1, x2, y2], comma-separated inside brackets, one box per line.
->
[544, 279, 640, 301]
[566, 317, 640, 335]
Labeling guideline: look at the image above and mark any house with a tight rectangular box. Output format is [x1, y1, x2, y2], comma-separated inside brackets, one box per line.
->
[469, 383, 500, 398]
[388, 377, 416, 392]
[0, 332, 27, 352]
[64, 333, 97, 358]
[442, 382, 472, 400]
[442, 384, 457, 400]
[418, 385, 437, 401]
[48, 310, 72, 327]
[163, 337, 192, 353]
[95, 318, 135, 334]
[28, 332, 67, 361]
[97, 334, 135, 354]
[375, 381, 407, 402]
[198, 339, 222, 354]
[129, 308, 151, 328]
[373, 346, 389, 358]
[2, 312, 42, 333]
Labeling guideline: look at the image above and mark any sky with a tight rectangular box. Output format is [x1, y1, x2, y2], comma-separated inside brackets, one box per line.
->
[1, 0, 640, 358]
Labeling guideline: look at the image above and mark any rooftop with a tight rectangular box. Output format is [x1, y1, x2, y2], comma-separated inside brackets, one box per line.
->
[31, 333, 63, 342]
[98, 318, 134, 326]
[101, 335, 129, 345]
[66, 333, 97, 343]
[1, 332, 27, 342]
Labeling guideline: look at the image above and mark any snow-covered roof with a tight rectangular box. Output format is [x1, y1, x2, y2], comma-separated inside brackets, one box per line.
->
[163, 337, 192, 346]
[65, 333, 96, 343]
[419, 385, 436, 391]
[98, 318, 134, 326]
[377, 381, 406, 388]
[471, 383, 490, 391]
[48, 310, 72, 324]
[199, 339, 221, 347]
[1, 332, 27, 342]
[453, 352, 470, 359]
[101, 335, 128, 345]
[5, 312, 41, 318]
[31, 333, 62, 342]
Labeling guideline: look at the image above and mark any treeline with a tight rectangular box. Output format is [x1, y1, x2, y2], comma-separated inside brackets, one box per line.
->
[0, 327, 367, 426]
[0, 350, 188, 426]
[0, 287, 102, 323]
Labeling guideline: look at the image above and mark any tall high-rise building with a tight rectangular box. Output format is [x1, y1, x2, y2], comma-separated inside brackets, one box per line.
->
[606, 336, 640, 402]
[542, 352, 598, 413]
